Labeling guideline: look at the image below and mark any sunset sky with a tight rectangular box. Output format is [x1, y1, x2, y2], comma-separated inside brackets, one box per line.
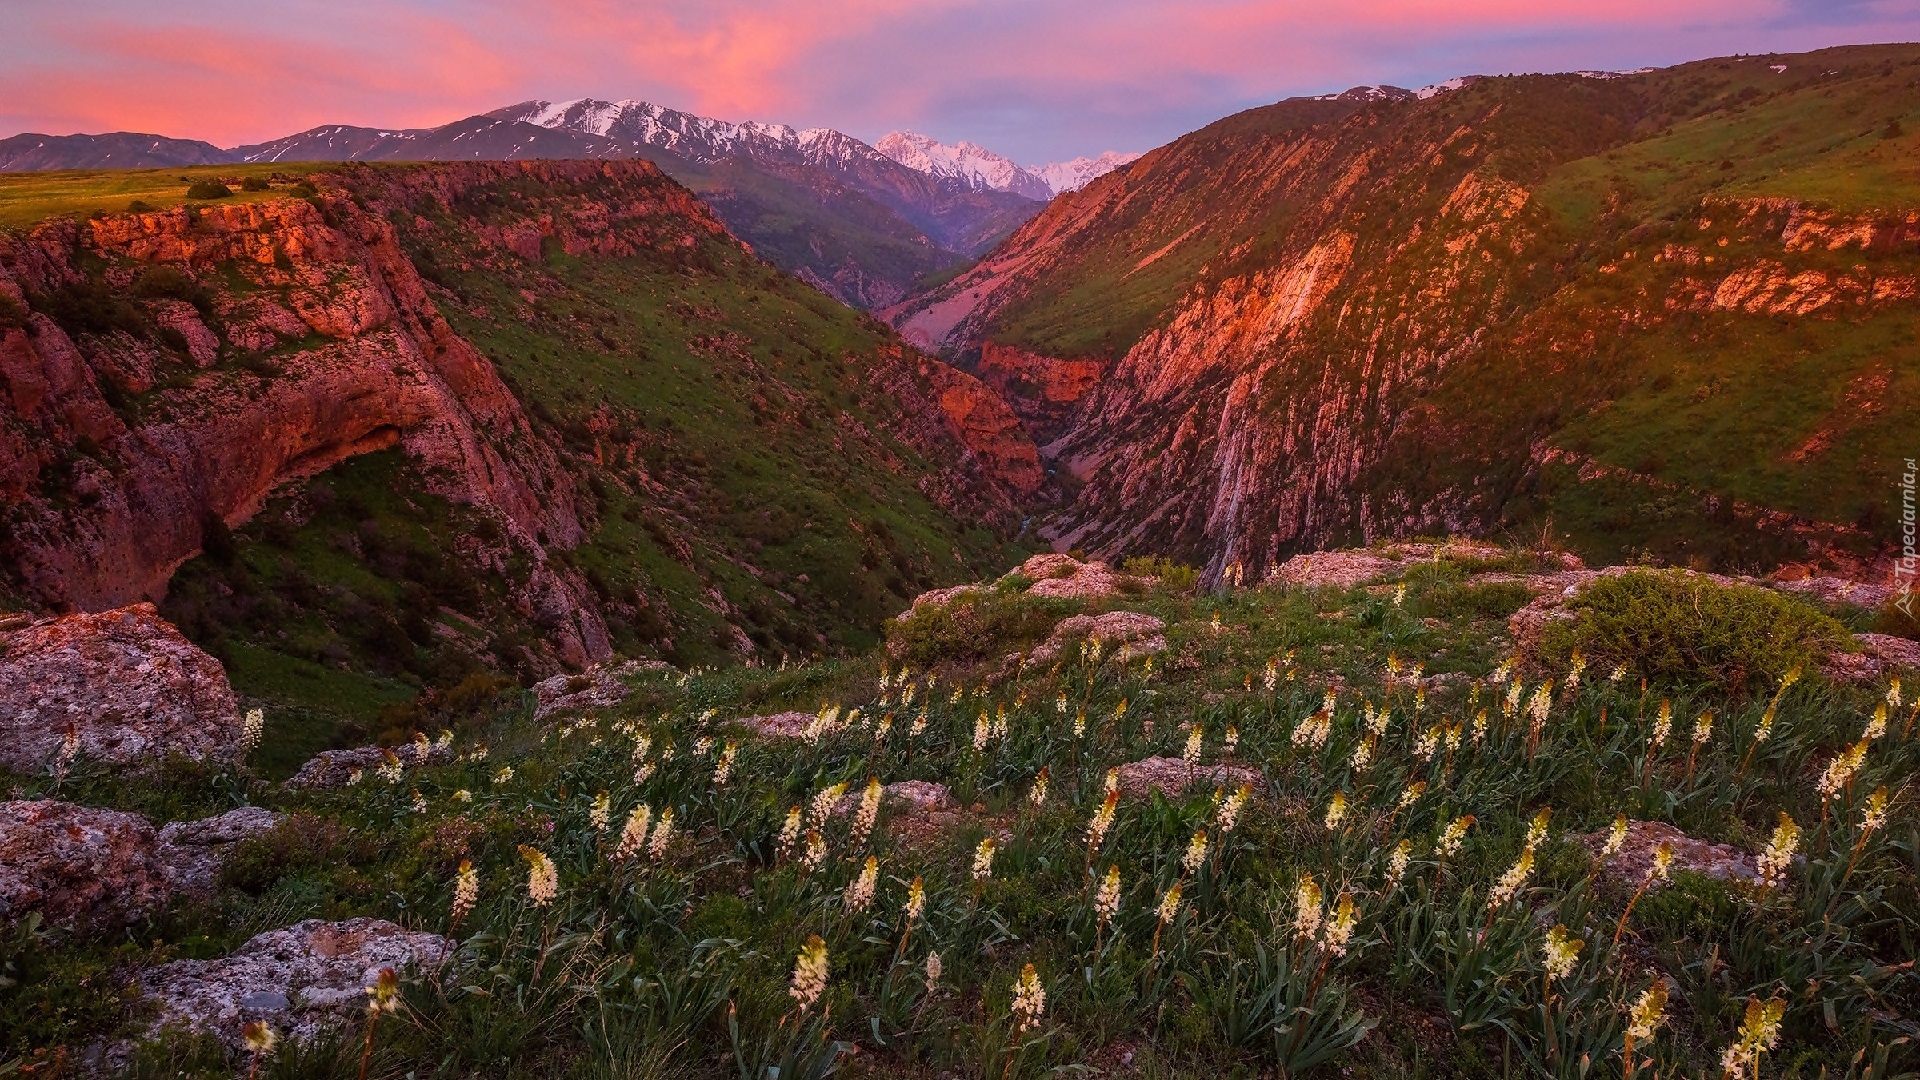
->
[5, 0, 1918, 163]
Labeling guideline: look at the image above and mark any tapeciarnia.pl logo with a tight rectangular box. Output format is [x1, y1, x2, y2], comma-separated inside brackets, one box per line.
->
[1899, 458, 1917, 617]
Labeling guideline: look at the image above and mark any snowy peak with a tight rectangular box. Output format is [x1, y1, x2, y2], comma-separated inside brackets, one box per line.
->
[1031, 151, 1141, 195]
[875, 132, 1054, 200]
[491, 98, 882, 170]
[876, 131, 1138, 198]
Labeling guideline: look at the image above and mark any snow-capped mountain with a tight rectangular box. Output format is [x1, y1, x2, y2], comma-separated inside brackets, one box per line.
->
[877, 131, 1138, 197]
[1030, 151, 1141, 195]
[874, 132, 1054, 201]
[491, 98, 894, 173]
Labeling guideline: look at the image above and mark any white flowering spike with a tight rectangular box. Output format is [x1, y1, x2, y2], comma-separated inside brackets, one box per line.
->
[789, 935, 829, 1012]
[521, 846, 558, 907]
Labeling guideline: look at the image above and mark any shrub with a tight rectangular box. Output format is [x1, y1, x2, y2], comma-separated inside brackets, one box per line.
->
[1415, 580, 1535, 620]
[239, 176, 270, 191]
[130, 265, 212, 314]
[289, 180, 319, 198]
[884, 589, 1070, 665]
[219, 813, 350, 892]
[1122, 555, 1199, 592]
[1538, 569, 1852, 690]
[184, 180, 231, 200]
[126, 199, 154, 213]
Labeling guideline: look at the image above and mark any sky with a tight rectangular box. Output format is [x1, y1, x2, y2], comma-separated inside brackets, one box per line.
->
[4, 0, 1919, 164]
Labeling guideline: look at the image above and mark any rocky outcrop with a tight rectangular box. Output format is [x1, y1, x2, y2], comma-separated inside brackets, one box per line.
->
[1011, 553, 1150, 599]
[921, 360, 1045, 498]
[975, 342, 1107, 442]
[0, 164, 762, 666]
[0, 603, 241, 771]
[0, 801, 279, 928]
[140, 918, 451, 1048]
[733, 711, 816, 739]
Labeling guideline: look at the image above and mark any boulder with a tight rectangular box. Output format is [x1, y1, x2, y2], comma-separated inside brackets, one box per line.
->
[286, 741, 451, 789]
[1822, 633, 1920, 682]
[1011, 554, 1149, 599]
[1582, 820, 1757, 890]
[140, 918, 452, 1048]
[1026, 611, 1167, 665]
[832, 780, 957, 817]
[733, 711, 816, 739]
[0, 604, 243, 772]
[531, 659, 670, 721]
[0, 801, 279, 928]
[1114, 756, 1263, 799]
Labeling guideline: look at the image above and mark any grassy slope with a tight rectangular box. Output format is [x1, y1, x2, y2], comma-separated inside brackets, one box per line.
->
[148, 167, 1023, 766]
[0, 163, 317, 227]
[11, 548, 1914, 1078]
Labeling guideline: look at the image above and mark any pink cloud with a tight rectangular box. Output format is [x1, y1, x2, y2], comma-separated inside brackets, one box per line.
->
[1, 0, 1914, 159]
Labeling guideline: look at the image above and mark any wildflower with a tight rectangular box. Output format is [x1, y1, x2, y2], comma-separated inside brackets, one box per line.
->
[1491, 657, 1515, 684]
[1323, 893, 1357, 955]
[493, 766, 514, 784]
[1720, 996, 1787, 1080]
[1526, 682, 1553, 727]
[1691, 710, 1714, 746]
[1435, 815, 1474, 859]
[802, 829, 827, 872]
[1157, 880, 1184, 923]
[1644, 842, 1674, 886]
[1414, 725, 1440, 762]
[845, 856, 879, 913]
[903, 875, 926, 923]
[1601, 814, 1629, 860]
[1862, 785, 1890, 832]
[1324, 793, 1348, 830]
[1216, 784, 1250, 833]
[631, 733, 653, 761]
[1504, 680, 1523, 717]
[1565, 650, 1587, 692]
[1487, 847, 1535, 909]
[1398, 781, 1427, 811]
[809, 782, 849, 830]
[1524, 807, 1552, 851]
[450, 789, 472, 805]
[1608, 663, 1628, 683]
[1471, 709, 1488, 744]
[1010, 963, 1046, 1033]
[789, 935, 829, 1013]
[240, 709, 265, 757]
[1349, 737, 1374, 771]
[972, 837, 996, 882]
[1072, 709, 1086, 737]
[1028, 767, 1049, 809]
[1264, 658, 1280, 692]
[1364, 701, 1388, 737]
[366, 967, 401, 1015]
[1087, 790, 1119, 852]
[634, 759, 656, 784]
[1184, 724, 1204, 764]
[589, 791, 611, 832]
[1293, 710, 1332, 750]
[647, 808, 675, 859]
[1105, 767, 1120, 794]
[243, 1018, 277, 1059]
[377, 750, 405, 784]
[924, 950, 943, 988]
[853, 778, 883, 846]
[346, 768, 364, 786]
[615, 805, 653, 860]
[693, 736, 713, 759]
[1095, 865, 1122, 926]
[910, 710, 928, 737]
[1625, 982, 1669, 1041]
[520, 846, 558, 907]
[972, 713, 990, 751]
[1890, 678, 1904, 709]
[1756, 813, 1800, 889]
[1542, 925, 1582, 981]
[1864, 703, 1888, 741]
[1383, 839, 1412, 890]
[713, 740, 739, 785]
[451, 860, 478, 926]
[1392, 583, 1407, 606]
[1650, 700, 1672, 751]
[1292, 872, 1324, 940]
[1815, 740, 1869, 800]
[1224, 725, 1239, 752]
[1182, 829, 1209, 873]
[776, 806, 803, 858]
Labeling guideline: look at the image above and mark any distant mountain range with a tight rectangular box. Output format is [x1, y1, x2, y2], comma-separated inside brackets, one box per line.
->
[0, 101, 1139, 309]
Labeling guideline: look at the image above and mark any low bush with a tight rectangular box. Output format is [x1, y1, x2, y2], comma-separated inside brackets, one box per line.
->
[1122, 555, 1199, 592]
[885, 589, 1071, 665]
[183, 180, 231, 200]
[1415, 580, 1535, 621]
[1538, 569, 1852, 690]
[239, 176, 270, 192]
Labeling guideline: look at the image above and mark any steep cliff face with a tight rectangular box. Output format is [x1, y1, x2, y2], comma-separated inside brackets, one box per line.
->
[895, 45, 1920, 578]
[1, 161, 1037, 732]
[0, 172, 612, 664]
